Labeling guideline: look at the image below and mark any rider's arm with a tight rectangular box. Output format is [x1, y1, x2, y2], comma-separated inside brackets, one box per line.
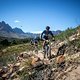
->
[41, 30, 45, 39]
[50, 31, 55, 41]
[50, 31, 54, 37]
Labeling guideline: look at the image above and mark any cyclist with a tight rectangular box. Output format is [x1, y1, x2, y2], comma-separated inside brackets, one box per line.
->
[30, 38, 38, 54]
[30, 38, 38, 46]
[41, 26, 55, 58]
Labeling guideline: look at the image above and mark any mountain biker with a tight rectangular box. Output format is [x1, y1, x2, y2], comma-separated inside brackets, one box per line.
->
[30, 38, 38, 45]
[30, 38, 38, 53]
[41, 26, 55, 58]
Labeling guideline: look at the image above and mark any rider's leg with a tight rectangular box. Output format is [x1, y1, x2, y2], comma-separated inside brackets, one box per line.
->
[43, 40, 46, 49]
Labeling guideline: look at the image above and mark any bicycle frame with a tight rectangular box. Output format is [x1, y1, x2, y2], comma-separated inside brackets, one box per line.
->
[44, 40, 51, 59]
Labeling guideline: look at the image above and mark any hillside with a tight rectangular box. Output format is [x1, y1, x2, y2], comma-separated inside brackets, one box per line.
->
[0, 25, 80, 80]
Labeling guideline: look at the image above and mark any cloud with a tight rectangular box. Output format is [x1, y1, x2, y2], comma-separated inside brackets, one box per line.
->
[14, 20, 20, 23]
[31, 31, 42, 34]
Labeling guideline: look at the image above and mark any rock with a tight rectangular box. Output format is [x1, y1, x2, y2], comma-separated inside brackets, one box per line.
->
[43, 59, 50, 65]
[2, 66, 8, 73]
[10, 72, 17, 78]
[69, 34, 77, 41]
[0, 68, 2, 72]
[77, 28, 80, 36]
[14, 63, 20, 67]
[2, 49, 7, 53]
[19, 52, 31, 59]
[31, 56, 39, 66]
[58, 41, 65, 47]
[2, 73, 8, 78]
[18, 66, 25, 71]
[65, 66, 73, 73]
[66, 52, 80, 62]
[64, 66, 80, 80]
[13, 78, 20, 80]
[9, 67, 13, 73]
[32, 61, 43, 68]
[56, 72, 66, 80]
[56, 55, 65, 64]
[37, 52, 44, 60]
[52, 68, 57, 72]
[2, 67, 13, 78]
[7, 63, 13, 67]
[51, 47, 58, 56]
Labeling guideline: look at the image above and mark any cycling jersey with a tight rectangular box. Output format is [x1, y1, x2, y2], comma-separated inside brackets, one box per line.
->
[41, 30, 54, 40]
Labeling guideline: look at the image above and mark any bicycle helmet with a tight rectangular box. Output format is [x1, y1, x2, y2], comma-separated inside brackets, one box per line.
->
[46, 26, 50, 30]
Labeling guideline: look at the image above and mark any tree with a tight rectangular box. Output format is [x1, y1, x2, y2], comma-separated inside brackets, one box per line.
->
[0, 39, 10, 46]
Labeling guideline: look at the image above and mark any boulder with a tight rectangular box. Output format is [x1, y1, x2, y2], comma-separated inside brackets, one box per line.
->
[43, 59, 50, 65]
[37, 52, 44, 60]
[56, 55, 65, 64]
[31, 56, 39, 66]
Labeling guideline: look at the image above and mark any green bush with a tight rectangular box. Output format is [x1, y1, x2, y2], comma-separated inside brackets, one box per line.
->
[55, 27, 76, 41]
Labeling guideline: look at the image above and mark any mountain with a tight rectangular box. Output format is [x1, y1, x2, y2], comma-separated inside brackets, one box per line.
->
[0, 21, 40, 39]
[13, 27, 25, 34]
[0, 21, 20, 38]
[52, 30, 62, 35]
[0, 21, 14, 32]
[0, 21, 62, 39]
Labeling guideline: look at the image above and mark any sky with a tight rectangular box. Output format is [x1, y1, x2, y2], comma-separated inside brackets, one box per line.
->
[0, 0, 80, 33]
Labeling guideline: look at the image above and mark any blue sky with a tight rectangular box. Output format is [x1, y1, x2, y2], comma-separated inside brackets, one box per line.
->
[0, 0, 80, 33]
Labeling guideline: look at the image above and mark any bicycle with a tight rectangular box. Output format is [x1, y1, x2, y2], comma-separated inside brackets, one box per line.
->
[30, 39, 38, 54]
[43, 40, 51, 59]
